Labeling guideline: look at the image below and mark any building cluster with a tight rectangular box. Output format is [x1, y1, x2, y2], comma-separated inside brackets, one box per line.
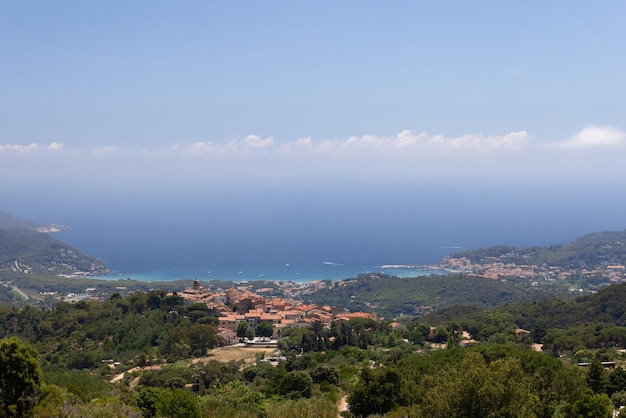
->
[175, 280, 377, 346]
[439, 256, 626, 282]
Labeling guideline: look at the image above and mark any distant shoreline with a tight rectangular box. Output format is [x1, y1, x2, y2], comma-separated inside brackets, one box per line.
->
[85, 265, 452, 284]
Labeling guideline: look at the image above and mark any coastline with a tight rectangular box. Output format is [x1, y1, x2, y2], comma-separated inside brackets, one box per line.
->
[86, 264, 451, 284]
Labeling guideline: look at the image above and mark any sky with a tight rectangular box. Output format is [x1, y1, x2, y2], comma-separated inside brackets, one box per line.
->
[2, 1, 626, 250]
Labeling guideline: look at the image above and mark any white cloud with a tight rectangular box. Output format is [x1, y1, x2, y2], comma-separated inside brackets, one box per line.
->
[5, 126, 626, 165]
[277, 130, 531, 158]
[0, 142, 64, 154]
[91, 146, 118, 157]
[178, 141, 217, 156]
[0, 143, 42, 153]
[242, 134, 274, 148]
[547, 125, 626, 150]
[177, 135, 274, 157]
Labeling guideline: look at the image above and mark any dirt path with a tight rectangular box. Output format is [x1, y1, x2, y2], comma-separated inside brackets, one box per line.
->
[338, 395, 348, 417]
[11, 285, 29, 300]
[110, 345, 278, 383]
[110, 365, 160, 383]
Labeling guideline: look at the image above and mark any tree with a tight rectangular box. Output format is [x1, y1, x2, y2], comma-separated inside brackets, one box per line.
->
[414, 352, 540, 418]
[62, 397, 142, 417]
[0, 337, 43, 416]
[310, 364, 339, 385]
[256, 322, 274, 339]
[348, 367, 406, 417]
[157, 389, 201, 418]
[138, 387, 162, 417]
[609, 367, 626, 396]
[236, 321, 251, 339]
[587, 357, 610, 394]
[189, 323, 218, 357]
[279, 371, 313, 399]
[567, 389, 613, 418]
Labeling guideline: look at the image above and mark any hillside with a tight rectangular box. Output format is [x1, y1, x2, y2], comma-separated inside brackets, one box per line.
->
[0, 210, 70, 232]
[0, 211, 42, 230]
[421, 281, 626, 353]
[0, 211, 107, 277]
[450, 229, 626, 269]
[305, 273, 546, 318]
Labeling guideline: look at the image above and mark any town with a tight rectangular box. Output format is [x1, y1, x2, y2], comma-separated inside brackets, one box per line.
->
[175, 279, 378, 347]
[438, 255, 625, 283]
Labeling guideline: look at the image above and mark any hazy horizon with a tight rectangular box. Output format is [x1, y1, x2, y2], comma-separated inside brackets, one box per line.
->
[2, 2, 626, 278]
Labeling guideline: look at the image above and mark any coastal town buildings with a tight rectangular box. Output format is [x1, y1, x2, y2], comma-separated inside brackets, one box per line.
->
[438, 256, 626, 283]
[176, 280, 377, 345]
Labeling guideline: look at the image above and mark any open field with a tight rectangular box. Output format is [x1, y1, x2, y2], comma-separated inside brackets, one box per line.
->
[191, 344, 279, 364]
[111, 344, 280, 383]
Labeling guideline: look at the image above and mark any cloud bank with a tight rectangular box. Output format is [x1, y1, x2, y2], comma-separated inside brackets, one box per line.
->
[2, 126, 622, 161]
[546, 125, 626, 150]
[2, 125, 624, 192]
[0, 142, 64, 154]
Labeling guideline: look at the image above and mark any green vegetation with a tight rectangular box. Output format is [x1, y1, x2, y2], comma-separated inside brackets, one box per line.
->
[6, 215, 626, 416]
[0, 337, 42, 416]
[417, 282, 626, 354]
[307, 273, 549, 318]
[0, 228, 107, 277]
[453, 229, 626, 269]
[3, 285, 626, 416]
[0, 211, 43, 230]
[0, 290, 222, 372]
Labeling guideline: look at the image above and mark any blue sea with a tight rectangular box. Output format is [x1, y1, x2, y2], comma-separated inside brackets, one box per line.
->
[15, 185, 626, 283]
[53, 220, 456, 283]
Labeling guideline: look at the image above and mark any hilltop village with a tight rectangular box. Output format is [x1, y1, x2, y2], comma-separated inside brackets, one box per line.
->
[175, 279, 377, 346]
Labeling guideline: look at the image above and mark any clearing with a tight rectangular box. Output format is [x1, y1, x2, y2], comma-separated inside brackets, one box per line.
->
[191, 344, 279, 364]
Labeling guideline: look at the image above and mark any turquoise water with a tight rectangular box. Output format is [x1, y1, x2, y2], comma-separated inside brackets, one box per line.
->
[44, 186, 620, 285]
[92, 264, 451, 283]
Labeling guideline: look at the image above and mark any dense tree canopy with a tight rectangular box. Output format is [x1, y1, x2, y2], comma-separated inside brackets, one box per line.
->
[0, 337, 43, 416]
[1, 284, 626, 417]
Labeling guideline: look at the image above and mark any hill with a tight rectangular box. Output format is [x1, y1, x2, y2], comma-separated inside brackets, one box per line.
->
[0, 210, 70, 232]
[0, 211, 107, 277]
[449, 229, 626, 269]
[305, 273, 546, 318]
[420, 281, 626, 354]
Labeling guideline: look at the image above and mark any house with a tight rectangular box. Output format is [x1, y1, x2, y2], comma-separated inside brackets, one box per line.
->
[218, 328, 238, 346]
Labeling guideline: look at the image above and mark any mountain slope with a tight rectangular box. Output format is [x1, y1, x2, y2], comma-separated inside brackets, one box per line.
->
[306, 273, 542, 318]
[450, 229, 626, 269]
[0, 211, 42, 230]
[0, 212, 107, 277]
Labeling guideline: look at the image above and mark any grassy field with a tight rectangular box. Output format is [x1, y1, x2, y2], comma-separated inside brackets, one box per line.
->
[192, 345, 279, 364]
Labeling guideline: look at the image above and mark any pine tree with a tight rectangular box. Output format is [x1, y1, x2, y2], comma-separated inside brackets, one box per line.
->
[587, 357, 610, 394]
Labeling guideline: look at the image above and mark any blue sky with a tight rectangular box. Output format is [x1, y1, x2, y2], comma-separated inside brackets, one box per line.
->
[2, 2, 626, 242]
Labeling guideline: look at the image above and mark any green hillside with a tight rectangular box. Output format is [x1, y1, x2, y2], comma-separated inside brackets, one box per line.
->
[0, 227, 107, 277]
[0, 211, 41, 230]
[451, 229, 626, 269]
[306, 273, 547, 318]
[420, 281, 626, 355]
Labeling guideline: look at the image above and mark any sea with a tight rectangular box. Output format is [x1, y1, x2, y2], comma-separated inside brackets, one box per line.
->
[53, 220, 455, 283]
[15, 186, 626, 284]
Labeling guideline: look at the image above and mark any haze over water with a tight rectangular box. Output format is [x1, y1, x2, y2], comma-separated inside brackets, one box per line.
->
[2, 3, 626, 280]
[18, 185, 626, 283]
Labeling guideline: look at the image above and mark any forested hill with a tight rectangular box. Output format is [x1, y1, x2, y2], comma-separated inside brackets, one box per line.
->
[0, 211, 42, 230]
[408, 281, 626, 361]
[306, 273, 543, 318]
[0, 227, 108, 277]
[506, 281, 626, 330]
[0, 210, 70, 232]
[450, 229, 626, 269]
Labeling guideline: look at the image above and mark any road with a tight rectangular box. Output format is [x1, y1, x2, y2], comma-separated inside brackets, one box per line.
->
[11, 285, 29, 300]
